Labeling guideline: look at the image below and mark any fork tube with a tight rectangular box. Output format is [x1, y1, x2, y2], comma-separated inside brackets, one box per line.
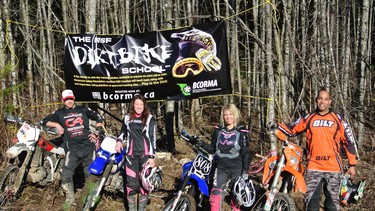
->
[264, 153, 286, 211]
[170, 175, 190, 211]
[14, 150, 33, 193]
[270, 153, 286, 190]
[95, 161, 113, 198]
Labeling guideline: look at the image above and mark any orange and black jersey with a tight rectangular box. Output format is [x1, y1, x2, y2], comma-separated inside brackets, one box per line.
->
[277, 110, 357, 173]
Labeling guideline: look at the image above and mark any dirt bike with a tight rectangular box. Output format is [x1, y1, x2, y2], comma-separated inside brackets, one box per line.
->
[163, 129, 213, 211]
[0, 114, 65, 207]
[251, 128, 306, 211]
[77, 135, 125, 211]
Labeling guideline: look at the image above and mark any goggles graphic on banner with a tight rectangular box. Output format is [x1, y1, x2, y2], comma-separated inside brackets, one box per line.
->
[172, 58, 203, 78]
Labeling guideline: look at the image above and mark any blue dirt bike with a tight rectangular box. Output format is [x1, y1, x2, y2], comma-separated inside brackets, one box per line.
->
[163, 130, 213, 211]
[77, 135, 125, 211]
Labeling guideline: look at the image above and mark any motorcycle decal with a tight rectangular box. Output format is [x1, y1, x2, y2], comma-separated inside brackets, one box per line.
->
[312, 120, 334, 127]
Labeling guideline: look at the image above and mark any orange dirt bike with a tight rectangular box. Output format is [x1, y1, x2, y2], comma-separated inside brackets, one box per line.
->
[250, 128, 306, 211]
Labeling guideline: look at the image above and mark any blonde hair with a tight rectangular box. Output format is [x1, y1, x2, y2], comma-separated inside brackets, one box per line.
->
[220, 104, 241, 127]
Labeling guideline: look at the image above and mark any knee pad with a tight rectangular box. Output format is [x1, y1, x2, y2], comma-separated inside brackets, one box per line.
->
[211, 188, 222, 196]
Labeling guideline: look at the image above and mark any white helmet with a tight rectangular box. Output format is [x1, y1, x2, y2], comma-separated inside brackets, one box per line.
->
[232, 177, 256, 207]
[340, 175, 366, 205]
[141, 163, 163, 193]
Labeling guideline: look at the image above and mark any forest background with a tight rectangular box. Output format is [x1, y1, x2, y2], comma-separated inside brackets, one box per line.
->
[0, 0, 374, 210]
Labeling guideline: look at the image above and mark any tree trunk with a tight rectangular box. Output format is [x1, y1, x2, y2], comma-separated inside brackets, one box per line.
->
[357, 0, 371, 147]
[265, 1, 276, 152]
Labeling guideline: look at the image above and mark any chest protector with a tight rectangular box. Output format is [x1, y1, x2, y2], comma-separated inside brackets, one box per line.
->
[215, 128, 241, 158]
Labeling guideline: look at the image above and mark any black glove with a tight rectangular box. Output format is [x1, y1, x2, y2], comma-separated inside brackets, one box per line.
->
[97, 126, 105, 135]
[189, 136, 199, 145]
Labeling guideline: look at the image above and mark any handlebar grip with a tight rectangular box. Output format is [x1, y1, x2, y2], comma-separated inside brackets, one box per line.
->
[4, 114, 22, 124]
[274, 129, 287, 141]
[180, 130, 199, 145]
[40, 125, 58, 135]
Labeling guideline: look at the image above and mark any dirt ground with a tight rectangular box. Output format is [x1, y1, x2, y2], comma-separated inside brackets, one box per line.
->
[1, 137, 374, 211]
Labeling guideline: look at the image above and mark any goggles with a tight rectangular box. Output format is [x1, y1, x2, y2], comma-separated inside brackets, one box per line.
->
[172, 58, 204, 78]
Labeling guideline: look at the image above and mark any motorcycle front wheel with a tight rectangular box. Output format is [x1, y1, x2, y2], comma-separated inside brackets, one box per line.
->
[253, 192, 296, 211]
[184, 181, 209, 211]
[163, 193, 196, 211]
[0, 165, 20, 207]
[77, 175, 100, 211]
[272, 193, 296, 210]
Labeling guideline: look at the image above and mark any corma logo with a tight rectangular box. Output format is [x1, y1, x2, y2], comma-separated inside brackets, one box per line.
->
[177, 83, 191, 96]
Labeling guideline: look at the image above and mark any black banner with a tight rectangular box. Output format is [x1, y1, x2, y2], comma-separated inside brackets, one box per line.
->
[64, 20, 231, 102]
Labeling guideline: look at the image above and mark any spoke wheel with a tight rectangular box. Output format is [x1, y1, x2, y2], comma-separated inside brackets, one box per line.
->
[252, 192, 296, 211]
[0, 165, 20, 207]
[163, 193, 197, 211]
[77, 175, 100, 211]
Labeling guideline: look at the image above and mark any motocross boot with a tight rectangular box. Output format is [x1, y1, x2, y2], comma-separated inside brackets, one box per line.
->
[209, 188, 223, 211]
[62, 182, 76, 206]
[138, 194, 148, 211]
[127, 194, 137, 211]
[230, 198, 241, 211]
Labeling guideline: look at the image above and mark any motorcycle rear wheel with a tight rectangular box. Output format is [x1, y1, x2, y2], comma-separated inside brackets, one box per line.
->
[163, 193, 197, 211]
[77, 175, 100, 211]
[0, 165, 20, 207]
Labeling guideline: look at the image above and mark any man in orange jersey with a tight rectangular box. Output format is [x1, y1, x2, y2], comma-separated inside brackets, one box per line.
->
[272, 88, 357, 211]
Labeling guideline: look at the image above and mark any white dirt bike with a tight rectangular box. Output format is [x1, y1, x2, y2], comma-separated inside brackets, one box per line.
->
[0, 114, 65, 207]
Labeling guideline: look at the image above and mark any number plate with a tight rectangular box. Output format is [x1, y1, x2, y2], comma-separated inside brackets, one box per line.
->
[192, 154, 212, 177]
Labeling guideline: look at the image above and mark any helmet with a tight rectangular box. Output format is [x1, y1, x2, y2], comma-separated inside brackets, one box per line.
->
[232, 177, 256, 207]
[141, 163, 163, 193]
[340, 175, 366, 205]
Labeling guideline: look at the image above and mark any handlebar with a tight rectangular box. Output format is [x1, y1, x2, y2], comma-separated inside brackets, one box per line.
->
[4, 114, 58, 135]
[180, 129, 211, 156]
[180, 129, 200, 144]
[4, 114, 23, 123]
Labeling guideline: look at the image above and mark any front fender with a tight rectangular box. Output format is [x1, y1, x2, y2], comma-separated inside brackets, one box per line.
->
[6, 143, 29, 158]
[190, 174, 209, 196]
[283, 165, 306, 193]
[88, 155, 108, 175]
[262, 157, 306, 193]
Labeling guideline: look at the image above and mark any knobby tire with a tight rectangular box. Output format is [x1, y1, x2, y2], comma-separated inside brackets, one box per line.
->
[0, 165, 21, 207]
[163, 193, 197, 211]
[77, 175, 100, 211]
[252, 192, 296, 211]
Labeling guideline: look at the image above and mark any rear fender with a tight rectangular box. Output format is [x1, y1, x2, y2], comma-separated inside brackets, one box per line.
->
[190, 173, 209, 196]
